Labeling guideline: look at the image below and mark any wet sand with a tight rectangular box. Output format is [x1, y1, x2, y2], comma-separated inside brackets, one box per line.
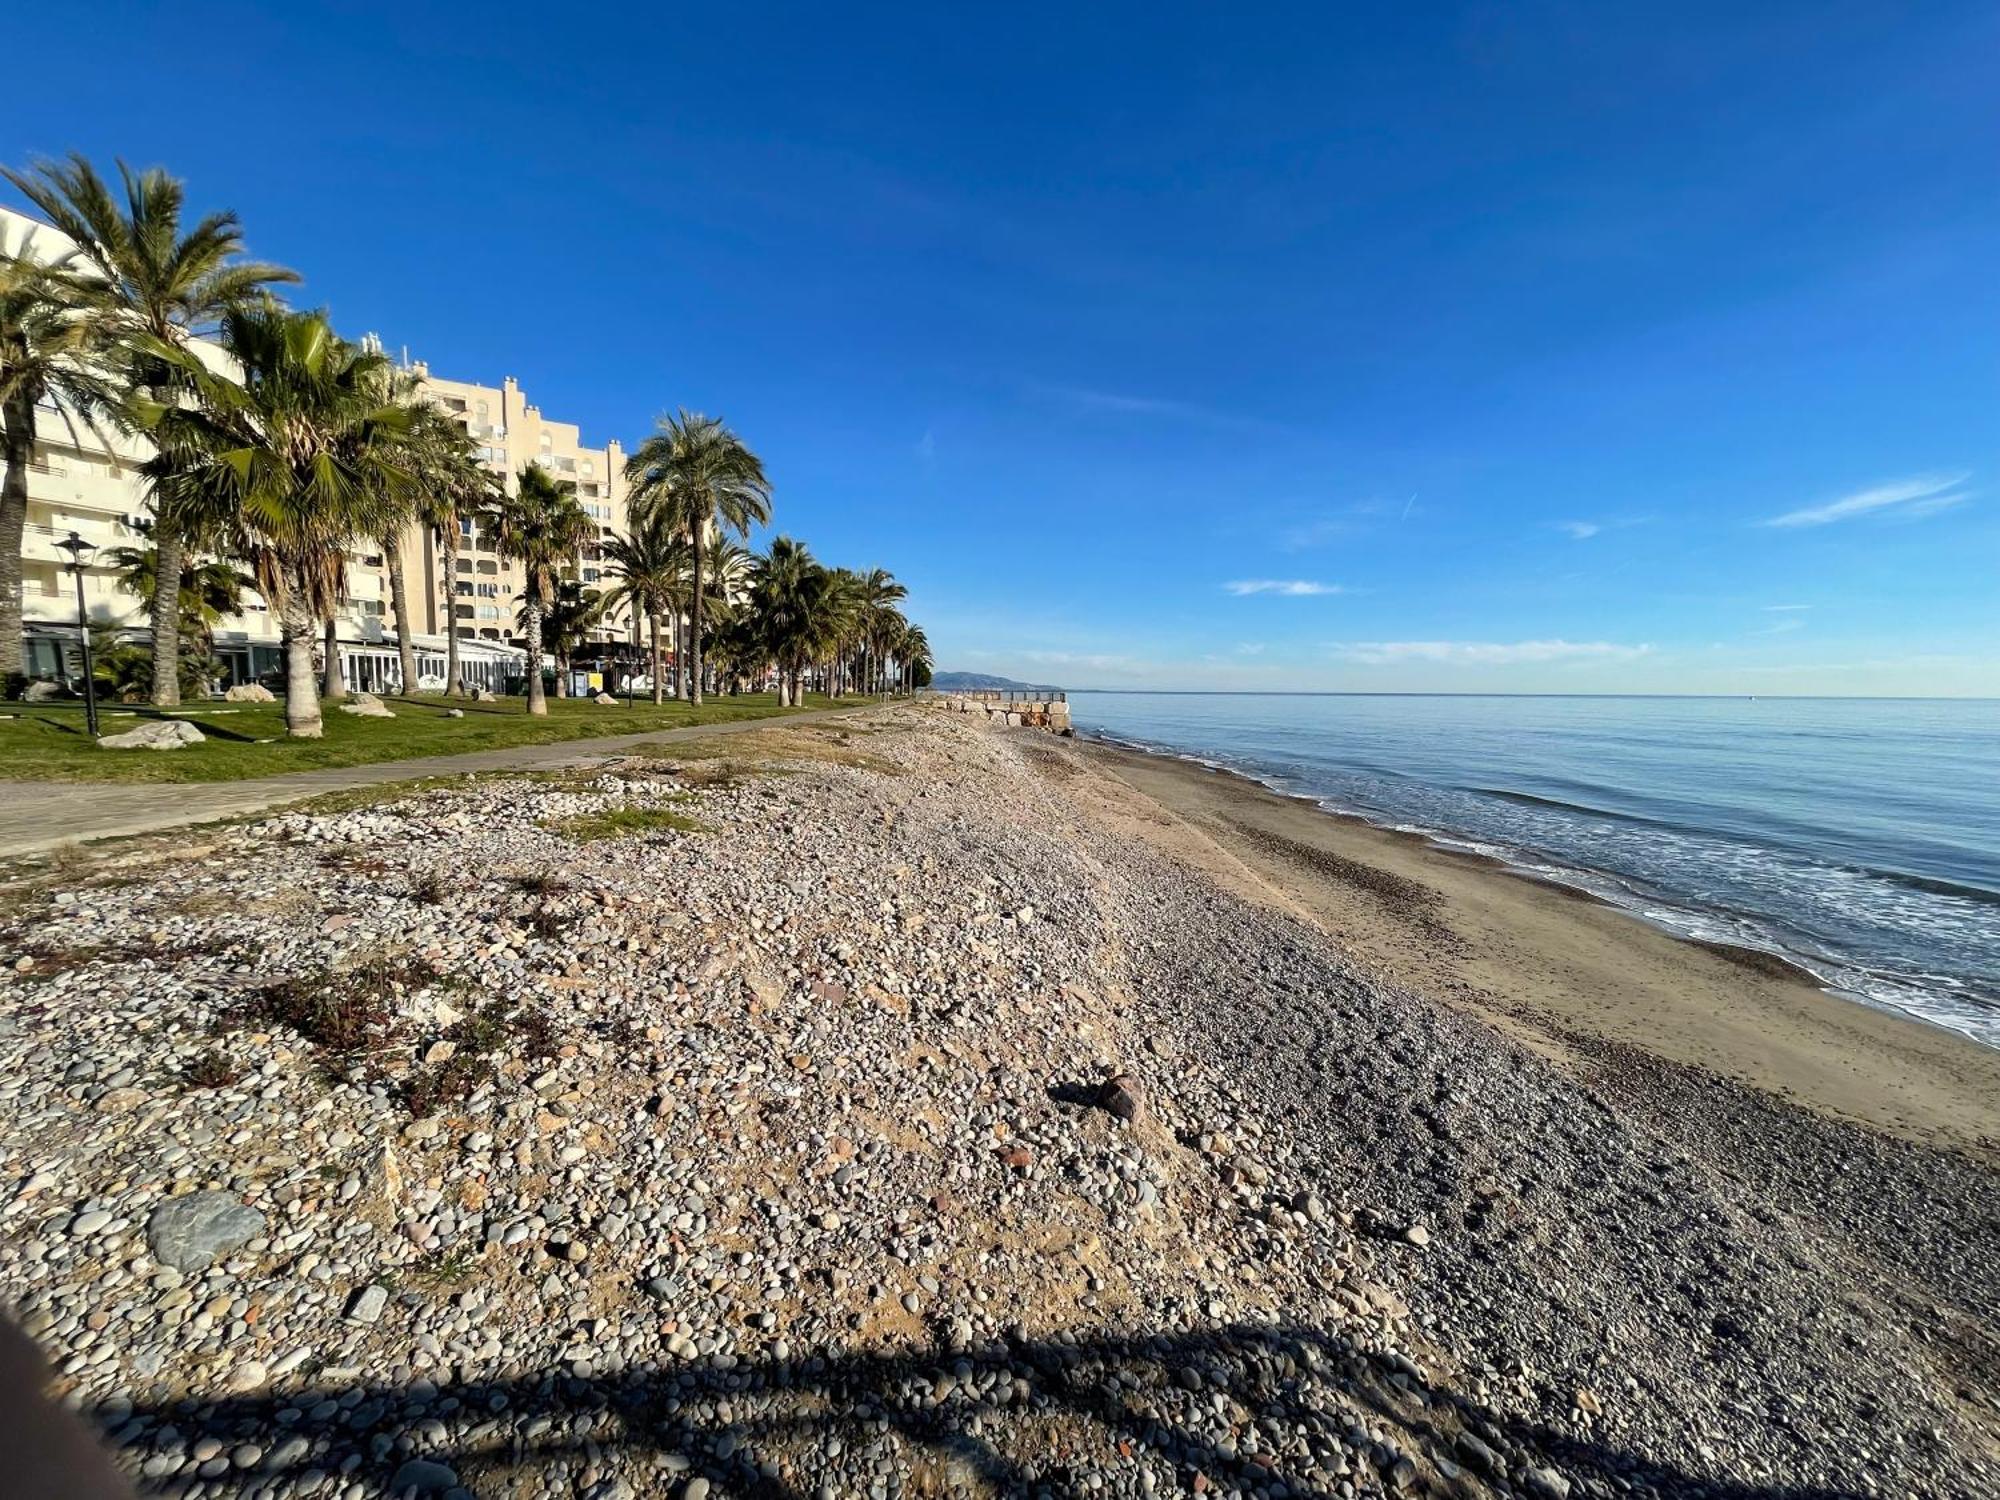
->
[1075, 739, 2000, 1159]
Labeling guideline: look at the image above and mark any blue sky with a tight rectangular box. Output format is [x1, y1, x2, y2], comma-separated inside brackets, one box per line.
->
[5, 2, 1995, 694]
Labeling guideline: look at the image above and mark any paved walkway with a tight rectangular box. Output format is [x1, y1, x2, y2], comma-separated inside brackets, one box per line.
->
[0, 705, 870, 859]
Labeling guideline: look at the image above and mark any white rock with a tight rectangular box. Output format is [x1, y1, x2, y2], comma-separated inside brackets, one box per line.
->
[98, 719, 205, 751]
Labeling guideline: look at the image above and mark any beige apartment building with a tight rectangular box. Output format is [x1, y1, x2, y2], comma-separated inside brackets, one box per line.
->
[378, 363, 642, 681]
[4, 203, 640, 696]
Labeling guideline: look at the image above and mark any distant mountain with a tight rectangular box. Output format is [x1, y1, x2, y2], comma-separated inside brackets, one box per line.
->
[931, 671, 1064, 693]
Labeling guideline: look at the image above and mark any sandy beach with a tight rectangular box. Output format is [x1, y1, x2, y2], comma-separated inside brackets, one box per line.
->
[1, 706, 1994, 1498]
[1075, 739, 2000, 1159]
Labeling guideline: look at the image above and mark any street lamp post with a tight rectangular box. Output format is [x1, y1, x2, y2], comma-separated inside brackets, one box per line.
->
[54, 531, 99, 738]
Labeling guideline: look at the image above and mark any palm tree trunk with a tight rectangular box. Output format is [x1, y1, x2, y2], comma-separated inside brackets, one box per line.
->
[441, 529, 461, 694]
[324, 612, 348, 704]
[648, 610, 664, 705]
[147, 527, 185, 706]
[689, 522, 704, 707]
[0, 388, 36, 681]
[321, 615, 342, 699]
[279, 592, 322, 738]
[524, 598, 547, 715]
[628, 603, 640, 697]
[386, 531, 416, 694]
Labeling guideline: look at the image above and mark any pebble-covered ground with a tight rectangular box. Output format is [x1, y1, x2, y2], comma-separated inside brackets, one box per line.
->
[0, 710, 1993, 1500]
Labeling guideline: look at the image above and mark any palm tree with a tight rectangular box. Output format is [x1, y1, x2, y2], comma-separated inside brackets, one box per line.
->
[105, 548, 250, 700]
[599, 517, 680, 704]
[488, 465, 592, 716]
[366, 370, 426, 696]
[519, 578, 603, 697]
[624, 410, 770, 706]
[748, 535, 833, 707]
[104, 540, 252, 682]
[698, 537, 752, 694]
[861, 567, 908, 694]
[4, 155, 297, 705]
[0, 236, 114, 681]
[139, 303, 411, 737]
[819, 567, 867, 697]
[896, 622, 933, 692]
[706, 612, 763, 697]
[404, 402, 499, 695]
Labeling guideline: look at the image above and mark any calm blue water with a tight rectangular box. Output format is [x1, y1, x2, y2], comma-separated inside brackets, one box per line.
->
[1070, 693, 2000, 1046]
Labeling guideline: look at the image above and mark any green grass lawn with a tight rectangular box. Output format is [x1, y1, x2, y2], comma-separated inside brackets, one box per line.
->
[0, 692, 838, 784]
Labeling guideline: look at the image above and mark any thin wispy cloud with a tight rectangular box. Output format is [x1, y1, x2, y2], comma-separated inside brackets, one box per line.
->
[1551, 516, 1652, 541]
[1332, 639, 1652, 666]
[1015, 648, 1137, 672]
[1283, 497, 1418, 550]
[1751, 617, 1805, 636]
[1763, 603, 1812, 612]
[1224, 579, 1346, 597]
[1030, 382, 1277, 433]
[915, 428, 936, 462]
[1762, 472, 1971, 528]
[1283, 517, 1356, 549]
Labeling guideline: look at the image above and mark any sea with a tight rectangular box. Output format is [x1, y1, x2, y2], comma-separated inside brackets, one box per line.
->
[1068, 692, 2000, 1048]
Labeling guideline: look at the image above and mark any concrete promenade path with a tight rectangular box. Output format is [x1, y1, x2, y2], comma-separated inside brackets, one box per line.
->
[0, 704, 870, 860]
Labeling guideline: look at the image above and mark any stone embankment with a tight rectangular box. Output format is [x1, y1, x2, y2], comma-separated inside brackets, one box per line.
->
[928, 691, 1072, 733]
[0, 711, 1991, 1499]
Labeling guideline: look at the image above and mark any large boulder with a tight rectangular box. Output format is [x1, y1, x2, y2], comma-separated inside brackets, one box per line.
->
[22, 680, 64, 703]
[147, 1191, 264, 1271]
[98, 719, 205, 751]
[592, 691, 619, 706]
[224, 682, 276, 703]
[339, 691, 395, 718]
[1097, 1073, 1145, 1123]
[471, 688, 497, 703]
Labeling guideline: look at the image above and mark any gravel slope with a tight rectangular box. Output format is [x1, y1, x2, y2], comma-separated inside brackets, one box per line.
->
[0, 710, 1990, 1500]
